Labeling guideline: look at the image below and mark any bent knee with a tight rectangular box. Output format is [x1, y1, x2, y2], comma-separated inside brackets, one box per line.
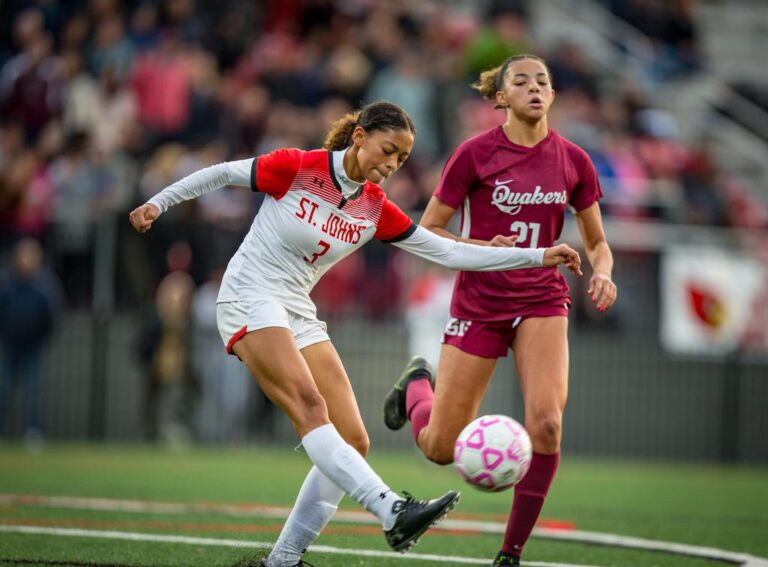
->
[294, 389, 329, 430]
[528, 414, 562, 451]
[421, 437, 455, 466]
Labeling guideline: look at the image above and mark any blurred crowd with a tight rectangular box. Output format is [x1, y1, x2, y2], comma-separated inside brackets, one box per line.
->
[2, 0, 767, 308]
[602, 0, 703, 80]
[1, 0, 767, 442]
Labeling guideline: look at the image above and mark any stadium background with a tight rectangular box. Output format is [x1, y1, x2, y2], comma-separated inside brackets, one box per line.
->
[1, 0, 767, 466]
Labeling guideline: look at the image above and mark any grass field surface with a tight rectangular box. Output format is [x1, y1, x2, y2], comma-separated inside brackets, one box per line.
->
[0, 445, 766, 566]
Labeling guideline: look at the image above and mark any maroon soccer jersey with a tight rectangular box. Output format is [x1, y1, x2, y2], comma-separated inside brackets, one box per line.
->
[434, 127, 602, 321]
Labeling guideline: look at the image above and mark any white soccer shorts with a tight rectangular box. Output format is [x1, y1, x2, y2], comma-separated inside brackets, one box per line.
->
[217, 297, 330, 354]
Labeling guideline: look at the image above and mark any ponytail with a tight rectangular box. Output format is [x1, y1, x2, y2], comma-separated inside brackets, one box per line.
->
[323, 111, 361, 151]
[473, 67, 503, 104]
[323, 101, 415, 151]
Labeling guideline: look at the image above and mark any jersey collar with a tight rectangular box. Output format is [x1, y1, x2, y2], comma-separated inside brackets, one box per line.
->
[330, 149, 364, 200]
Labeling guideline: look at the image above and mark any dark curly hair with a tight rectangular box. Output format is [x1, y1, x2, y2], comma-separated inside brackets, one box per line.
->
[323, 101, 416, 151]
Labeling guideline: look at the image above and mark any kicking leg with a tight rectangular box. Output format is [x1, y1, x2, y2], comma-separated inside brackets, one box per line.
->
[234, 330, 458, 554]
[234, 330, 400, 523]
[266, 340, 366, 567]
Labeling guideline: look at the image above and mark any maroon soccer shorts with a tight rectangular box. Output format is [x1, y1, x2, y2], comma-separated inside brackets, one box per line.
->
[442, 299, 570, 358]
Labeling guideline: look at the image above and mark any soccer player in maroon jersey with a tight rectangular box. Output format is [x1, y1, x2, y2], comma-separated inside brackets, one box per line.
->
[129, 100, 583, 567]
[383, 55, 618, 566]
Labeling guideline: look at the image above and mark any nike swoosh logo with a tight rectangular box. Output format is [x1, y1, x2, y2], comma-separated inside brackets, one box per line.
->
[495, 178, 514, 185]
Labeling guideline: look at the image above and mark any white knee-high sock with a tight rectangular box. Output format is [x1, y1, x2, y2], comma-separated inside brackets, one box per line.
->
[301, 423, 401, 530]
[265, 466, 343, 567]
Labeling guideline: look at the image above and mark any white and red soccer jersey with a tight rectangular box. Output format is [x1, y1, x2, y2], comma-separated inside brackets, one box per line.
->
[434, 127, 603, 321]
[216, 148, 421, 318]
[147, 147, 548, 321]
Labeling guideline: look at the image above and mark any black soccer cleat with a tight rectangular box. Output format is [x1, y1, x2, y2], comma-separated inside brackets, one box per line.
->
[493, 551, 521, 566]
[383, 355, 434, 430]
[384, 490, 460, 552]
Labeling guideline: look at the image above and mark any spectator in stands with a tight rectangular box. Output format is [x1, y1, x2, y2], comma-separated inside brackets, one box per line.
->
[131, 32, 192, 143]
[366, 48, 439, 159]
[88, 13, 136, 81]
[0, 237, 60, 448]
[191, 268, 260, 443]
[0, 31, 60, 143]
[404, 264, 455, 368]
[138, 266, 197, 447]
[658, 0, 703, 76]
[1, 149, 54, 244]
[607, 0, 703, 79]
[681, 140, 729, 226]
[48, 131, 115, 306]
[464, 10, 532, 79]
[546, 41, 600, 100]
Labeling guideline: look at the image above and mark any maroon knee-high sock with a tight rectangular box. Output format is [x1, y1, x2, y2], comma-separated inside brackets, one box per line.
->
[501, 451, 560, 557]
[405, 379, 433, 444]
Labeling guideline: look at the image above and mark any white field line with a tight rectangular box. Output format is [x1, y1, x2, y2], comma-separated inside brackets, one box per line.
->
[1, 494, 766, 566]
[0, 524, 592, 567]
[536, 530, 768, 567]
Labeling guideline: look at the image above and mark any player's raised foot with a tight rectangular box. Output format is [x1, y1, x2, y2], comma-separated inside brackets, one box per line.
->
[492, 551, 521, 566]
[384, 490, 460, 552]
[383, 355, 434, 430]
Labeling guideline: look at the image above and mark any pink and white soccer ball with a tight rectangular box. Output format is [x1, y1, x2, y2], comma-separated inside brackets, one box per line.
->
[454, 414, 532, 492]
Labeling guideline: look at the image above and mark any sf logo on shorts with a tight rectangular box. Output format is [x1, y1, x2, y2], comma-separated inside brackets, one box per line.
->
[444, 318, 472, 337]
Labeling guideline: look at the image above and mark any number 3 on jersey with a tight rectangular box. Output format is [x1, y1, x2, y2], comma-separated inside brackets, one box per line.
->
[304, 240, 331, 265]
[510, 221, 540, 247]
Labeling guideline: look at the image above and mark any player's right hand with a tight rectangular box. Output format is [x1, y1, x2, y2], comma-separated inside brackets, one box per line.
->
[129, 203, 160, 233]
[488, 234, 519, 247]
[543, 243, 582, 276]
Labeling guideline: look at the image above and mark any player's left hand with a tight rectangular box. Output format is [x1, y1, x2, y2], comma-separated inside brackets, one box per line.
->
[588, 271, 617, 312]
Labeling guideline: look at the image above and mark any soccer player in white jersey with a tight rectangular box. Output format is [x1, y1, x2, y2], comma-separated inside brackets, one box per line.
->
[129, 101, 582, 567]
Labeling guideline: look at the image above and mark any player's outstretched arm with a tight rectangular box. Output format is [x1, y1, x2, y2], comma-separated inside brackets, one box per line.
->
[128, 159, 254, 233]
[392, 226, 581, 275]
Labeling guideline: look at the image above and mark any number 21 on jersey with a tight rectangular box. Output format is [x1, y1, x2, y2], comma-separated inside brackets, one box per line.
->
[510, 221, 540, 247]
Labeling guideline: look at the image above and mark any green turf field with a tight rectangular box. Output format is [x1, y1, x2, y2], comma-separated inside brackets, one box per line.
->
[0, 445, 765, 566]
